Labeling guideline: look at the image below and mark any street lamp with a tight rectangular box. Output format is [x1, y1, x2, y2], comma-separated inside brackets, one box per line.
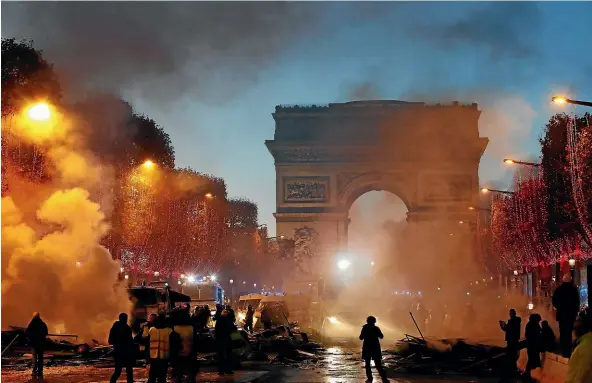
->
[143, 160, 155, 169]
[503, 158, 541, 167]
[210, 275, 217, 281]
[468, 206, 492, 212]
[337, 259, 351, 271]
[27, 102, 52, 121]
[552, 96, 592, 108]
[481, 187, 515, 195]
[205, 193, 214, 199]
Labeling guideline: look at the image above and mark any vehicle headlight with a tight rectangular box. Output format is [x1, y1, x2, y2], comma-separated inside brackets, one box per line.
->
[327, 316, 338, 324]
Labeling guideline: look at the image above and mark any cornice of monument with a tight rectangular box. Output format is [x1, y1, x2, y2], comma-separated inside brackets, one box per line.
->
[265, 141, 487, 164]
[273, 100, 480, 119]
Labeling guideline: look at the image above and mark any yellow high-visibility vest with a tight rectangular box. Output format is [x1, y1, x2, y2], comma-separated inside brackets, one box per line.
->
[148, 327, 172, 359]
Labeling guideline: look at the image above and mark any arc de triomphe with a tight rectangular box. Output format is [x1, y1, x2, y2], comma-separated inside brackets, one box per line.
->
[265, 100, 488, 285]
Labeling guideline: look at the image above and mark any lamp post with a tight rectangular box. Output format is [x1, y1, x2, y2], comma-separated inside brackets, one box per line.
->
[481, 187, 515, 195]
[552, 96, 592, 108]
[468, 206, 492, 212]
[503, 158, 541, 167]
[229, 279, 234, 305]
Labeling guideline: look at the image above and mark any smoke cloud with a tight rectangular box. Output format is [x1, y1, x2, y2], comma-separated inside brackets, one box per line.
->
[1, 2, 323, 104]
[1, 106, 130, 342]
[1, 189, 129, 342]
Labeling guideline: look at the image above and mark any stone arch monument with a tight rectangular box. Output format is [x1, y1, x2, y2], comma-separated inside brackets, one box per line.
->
[265, 100, 488, 285]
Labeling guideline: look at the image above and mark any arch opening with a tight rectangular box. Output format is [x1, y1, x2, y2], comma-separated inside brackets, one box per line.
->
[347, 190, 408, 266]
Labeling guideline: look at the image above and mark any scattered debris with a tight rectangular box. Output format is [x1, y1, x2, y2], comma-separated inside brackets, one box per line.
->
[385, 334, 507, 376]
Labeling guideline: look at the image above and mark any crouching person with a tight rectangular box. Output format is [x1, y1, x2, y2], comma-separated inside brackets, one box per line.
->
[144, 314, 173, 383]
[174, 307, 199, 383]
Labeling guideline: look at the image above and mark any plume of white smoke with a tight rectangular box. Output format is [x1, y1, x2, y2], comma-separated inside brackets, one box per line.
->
[1, 190, 130, 342]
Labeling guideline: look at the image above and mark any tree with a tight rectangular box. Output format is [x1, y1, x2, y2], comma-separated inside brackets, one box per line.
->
[539, 113, 590, 246]
[1, 38, 62, 117]
[225, 198, 261, 282]
[292, 227, 320, 275]
[1, 38, 62, 194]
[572, 114, 592, 248]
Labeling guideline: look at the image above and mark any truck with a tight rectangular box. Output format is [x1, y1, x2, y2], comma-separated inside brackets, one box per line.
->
[127, 284, 191, 332]
[180, 280, 224, 312]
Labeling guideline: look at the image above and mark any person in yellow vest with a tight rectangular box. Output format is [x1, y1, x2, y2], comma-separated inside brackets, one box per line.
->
[143, 314, 173, 383]
[136, 314, 157, 360]
[567, 307, 592, 383]
[174, 308, 199, 383]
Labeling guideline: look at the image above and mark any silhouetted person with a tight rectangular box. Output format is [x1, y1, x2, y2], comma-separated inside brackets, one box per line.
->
[202, 305, 212, 328]
[144, 314, 173, 383]
[244, 305, 254, 333]
[26, 312, 48, 379]
[109, 313, 135, 383]
[136, 313, 157, 360]
[541, 320, 556, 352]
[552, 273, 580, 357]
[225, 305, 236, 324]
[359, 316, 389, 383]
[214, 309, 234, 376]
[499, 308, 521, 381]
[260, 305, 272, 330]
[567, 307, 592, 383]
[525, 313, 542, 375]
[173, 310, 199, 383]
[500, 308, 522, 348]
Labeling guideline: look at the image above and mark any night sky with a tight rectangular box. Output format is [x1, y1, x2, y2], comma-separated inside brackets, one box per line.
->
[3, 2, 592, 234]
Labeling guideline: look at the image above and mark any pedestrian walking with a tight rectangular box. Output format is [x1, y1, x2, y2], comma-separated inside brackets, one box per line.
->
[25, 312, 48, 379]
[566, 307, 592, 383]
[214, 309, 234, 376]
[109, 313, 135, 383]
[244, 305, 254, 334]
[359, 316, 389, 383]
[552, 273, 580, 357]
[173, 308, 199, 383]
[144, 314, 173, 383]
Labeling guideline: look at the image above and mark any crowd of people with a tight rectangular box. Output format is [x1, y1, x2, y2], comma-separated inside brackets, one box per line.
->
[109, 303, 240, 383]
[22, 273, 590, 383]
[498, 273, 591, 383]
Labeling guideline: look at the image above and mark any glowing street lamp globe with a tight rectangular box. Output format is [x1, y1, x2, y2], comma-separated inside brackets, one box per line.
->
[27, 102, 51, 121]
[337, 259, 351, 271]
[552, 96, 567, 105]
[143, 160, 154, 169]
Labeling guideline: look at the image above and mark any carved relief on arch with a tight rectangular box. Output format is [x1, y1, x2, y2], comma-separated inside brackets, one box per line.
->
[337, 172, 414, 209]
